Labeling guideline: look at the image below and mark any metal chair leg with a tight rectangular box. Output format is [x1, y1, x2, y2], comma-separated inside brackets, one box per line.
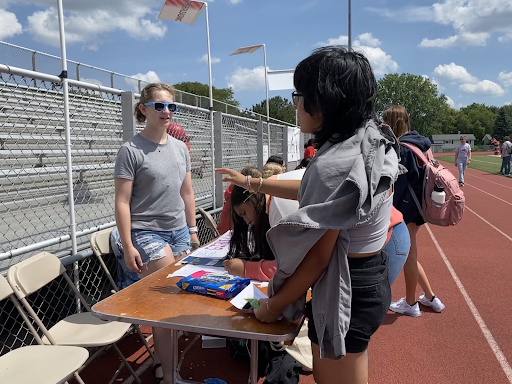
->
[112, 343, 142, 384]
[134, 324, 155, 360]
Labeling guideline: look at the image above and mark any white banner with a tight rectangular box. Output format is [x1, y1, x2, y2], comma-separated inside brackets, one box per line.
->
[229, 45, 263, 56]
[287, 127, 301, 162]
[158, 0, 205, 25]
[268, 69, 295, 91]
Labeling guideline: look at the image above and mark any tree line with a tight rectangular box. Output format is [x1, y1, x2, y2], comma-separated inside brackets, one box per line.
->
[174, 77, 512, 142]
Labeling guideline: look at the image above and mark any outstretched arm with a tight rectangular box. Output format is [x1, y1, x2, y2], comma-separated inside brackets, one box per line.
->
[215, 168, 301, 200]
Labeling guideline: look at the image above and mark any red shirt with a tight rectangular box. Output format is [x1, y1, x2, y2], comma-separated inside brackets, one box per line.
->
[216, 184, 234, 235]
[304, 146, 315, 158]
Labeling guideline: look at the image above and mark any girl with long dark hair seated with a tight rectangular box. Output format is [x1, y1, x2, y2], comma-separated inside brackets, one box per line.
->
[223, 185, 276, 281]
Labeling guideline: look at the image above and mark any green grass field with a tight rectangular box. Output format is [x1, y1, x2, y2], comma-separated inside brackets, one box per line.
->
[435, 154, 503, 174]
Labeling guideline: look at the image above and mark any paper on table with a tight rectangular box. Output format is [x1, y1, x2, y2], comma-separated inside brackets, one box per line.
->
[168, 264, 228, 278]
[230, 283, 268, 310]
[187, 231, 232, 260]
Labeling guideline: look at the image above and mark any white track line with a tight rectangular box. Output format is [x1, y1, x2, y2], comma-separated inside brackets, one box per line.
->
[465, 185, 512, 207]
[466, 207, 512, 243]
[425, 225, 512, 383]
[438, 161, 512, 191]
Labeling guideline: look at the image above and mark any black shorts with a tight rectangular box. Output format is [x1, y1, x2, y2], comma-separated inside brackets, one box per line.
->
[305, 250, 391, 354]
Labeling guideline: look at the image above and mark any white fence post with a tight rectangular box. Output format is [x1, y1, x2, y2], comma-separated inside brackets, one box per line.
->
[214, 111, 224, 209]
[283, 126, 289, 170]
[121, 91, 137, 141]
[257, 120, 264, 169]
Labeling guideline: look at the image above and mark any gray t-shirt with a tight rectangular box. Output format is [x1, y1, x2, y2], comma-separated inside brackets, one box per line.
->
[456, 143, 471, 163]
[114, 133, 191, 231]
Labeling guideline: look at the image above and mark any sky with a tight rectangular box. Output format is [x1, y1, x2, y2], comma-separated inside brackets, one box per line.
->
[0, 0, 511, 110]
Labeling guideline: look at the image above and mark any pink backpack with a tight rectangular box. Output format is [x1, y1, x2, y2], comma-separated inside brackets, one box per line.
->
[401, 143, 465, 226]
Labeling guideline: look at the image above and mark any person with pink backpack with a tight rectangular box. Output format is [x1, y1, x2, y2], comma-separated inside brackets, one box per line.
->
[383, 106, 446, 317]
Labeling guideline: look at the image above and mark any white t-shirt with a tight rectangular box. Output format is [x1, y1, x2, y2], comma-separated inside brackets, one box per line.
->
[455, 143, 471, 163]
[268, 169, 305, 227]
[503, 141, 512, 157]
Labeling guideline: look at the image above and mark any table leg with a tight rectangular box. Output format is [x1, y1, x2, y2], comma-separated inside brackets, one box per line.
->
[249, 340, 258, 384]
[170, 329, 179, 384]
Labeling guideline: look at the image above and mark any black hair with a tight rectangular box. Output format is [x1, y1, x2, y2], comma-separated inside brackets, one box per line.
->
[293, 46, 378, 149]
[228, 186, 273, 261]
[295, 157, 311, 170]
[266, 155, 284, 166]
[304, 138, 315, 149]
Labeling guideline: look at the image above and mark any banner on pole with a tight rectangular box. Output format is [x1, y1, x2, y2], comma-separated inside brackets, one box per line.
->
[268, 69, 295, 91]
[229, 45, 263, 56]
[158, 0, 205, 25]
[287, 127, 300, 162]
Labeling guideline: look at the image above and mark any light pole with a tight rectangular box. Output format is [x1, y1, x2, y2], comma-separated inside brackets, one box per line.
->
[158, 0, 216, 207]
[229, 44, 270, 151]
[348, 0, 352, 51]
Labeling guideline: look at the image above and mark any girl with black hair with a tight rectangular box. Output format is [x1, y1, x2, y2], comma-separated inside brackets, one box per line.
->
[217, 46, 399, 384]
[223, 185, 277, 281]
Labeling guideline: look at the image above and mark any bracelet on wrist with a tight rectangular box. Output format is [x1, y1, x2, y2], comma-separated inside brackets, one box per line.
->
[266, 299, 278, 314]
[246, 175, 253, 192]
[255, 177, 263, 194]
[188, 226, 198, 234]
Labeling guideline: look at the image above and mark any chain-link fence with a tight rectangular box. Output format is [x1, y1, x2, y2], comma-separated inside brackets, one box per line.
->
[0, 209, 221, 358]
[0, 63, 300, 270]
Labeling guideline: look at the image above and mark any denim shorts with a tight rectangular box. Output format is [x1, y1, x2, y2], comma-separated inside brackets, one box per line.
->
[384, 221, 410, 286]
[305, 250, 391, 354]
[110, 227, 190, 288]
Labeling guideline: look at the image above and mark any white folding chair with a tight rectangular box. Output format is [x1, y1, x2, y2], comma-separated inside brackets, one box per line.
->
[198, 207, 220, 239]
[7, 252, 142, 384]
[0, 274, 89, 384]
[90, 228, 154, 358]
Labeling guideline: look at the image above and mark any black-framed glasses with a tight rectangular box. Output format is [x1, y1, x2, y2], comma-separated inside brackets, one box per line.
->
[291, 91, 303, 106]
[460, 138, 464, 141]
[144, 101, 178, 113]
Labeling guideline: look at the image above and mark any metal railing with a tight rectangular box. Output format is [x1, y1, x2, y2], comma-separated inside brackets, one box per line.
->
[0, 41, 295, 127]
[0, 63, 297, 271]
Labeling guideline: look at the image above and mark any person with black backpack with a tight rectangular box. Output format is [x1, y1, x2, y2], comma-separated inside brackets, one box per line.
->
[383, 106, 445, 318]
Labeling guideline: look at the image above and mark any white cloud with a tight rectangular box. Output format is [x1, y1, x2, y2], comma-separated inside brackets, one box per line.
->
[498, 71, 512, 88]
[504, 102, 511, 106]
[357, 33, 381, 47]
[125, 70, 161, 92]
[3, 0, 167, 48]
[459, 80, 505, 96]
[315, 33, 398, 76]
[230, 0, 243, 3]
[446, 96, 455, 108]
[433, 63, 478, 84]
[420, 32, 489, 48]
[0, 8, 22, 39]
[370, 0, 512, 48]
[226, 66, 266, 92]
[198, 54, 221, 64]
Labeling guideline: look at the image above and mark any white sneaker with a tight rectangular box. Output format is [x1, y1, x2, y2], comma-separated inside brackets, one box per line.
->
[419, 293, 445, 312]
[389, 297, 421, 317]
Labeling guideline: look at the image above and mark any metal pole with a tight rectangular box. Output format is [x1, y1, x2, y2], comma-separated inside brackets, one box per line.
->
[348, 0, 352, 51]
[204, 3, 216, 208]
[263, 44, 271, 152]
[57, 0, 80, 310]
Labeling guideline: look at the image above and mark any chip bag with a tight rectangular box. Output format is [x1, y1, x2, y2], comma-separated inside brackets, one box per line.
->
[176, 270, 250, 300]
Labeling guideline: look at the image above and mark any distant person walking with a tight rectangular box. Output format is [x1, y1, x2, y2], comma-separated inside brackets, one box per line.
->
[455, 135, 471, 186]
[500, 136, 511, 177]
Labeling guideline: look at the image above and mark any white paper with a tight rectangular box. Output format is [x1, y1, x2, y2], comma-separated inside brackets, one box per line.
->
[230, 283, 268, 310]
[186, 231, 232, 259]
[168, 264, 227, 278]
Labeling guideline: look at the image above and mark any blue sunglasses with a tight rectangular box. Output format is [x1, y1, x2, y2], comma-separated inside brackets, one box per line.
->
[144, 101, 178, 113]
